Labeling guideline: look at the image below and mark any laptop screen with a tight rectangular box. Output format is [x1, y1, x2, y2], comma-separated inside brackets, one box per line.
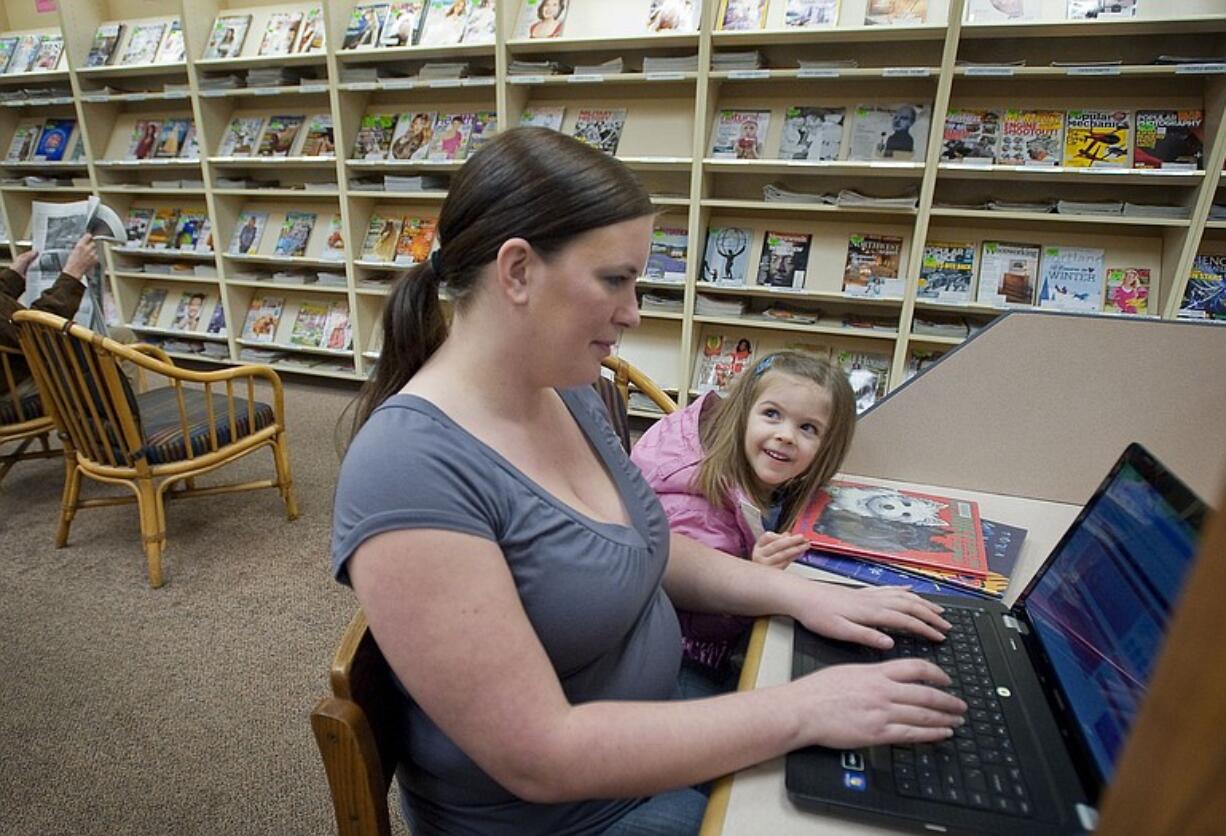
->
[1019, 447, 1204, 787]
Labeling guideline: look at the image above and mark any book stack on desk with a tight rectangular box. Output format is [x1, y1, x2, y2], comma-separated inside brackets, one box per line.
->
[792, 480, 1026, 599]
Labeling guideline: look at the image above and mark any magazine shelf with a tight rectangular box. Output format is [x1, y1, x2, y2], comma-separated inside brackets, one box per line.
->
[701, 198, 917, 219]
[693, 313, 899, 341]
[79, 90, 194, 104]
[113, 246, 215, 261]
[0, 70, 69, 86]
[0, 96, 76, 109]
[704, 159, 926, 178]
[201, 85, 332, 101]
[194, 52, 326, 74]
[711, 24, 948, 50]
[506, 33, 700, 57]
[510, 73, 701, 88]
[929, 208, 1191, 231]
[695, 281, 906, 309]
[207, 156, 335, 169]
[335, 42, 496, 66]
[111, 268, 216, 285]
[957, 15, 1226, 41]
[226, 277, 348, 293]
[74, 62, 188, 85]
[710, 68, 941, 82]
[935, 164, 1205, 186]
[952, 66, 1226, 81]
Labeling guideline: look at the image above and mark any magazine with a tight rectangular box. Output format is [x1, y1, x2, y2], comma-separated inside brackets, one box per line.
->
[520, 106, 565, 131]
[6, 34, 38, 74]
[379, 2, 425, 47]
[515, 0, 568, 39]
[32, 118, 73, 162]
[217, 116, 265, 157]
[154, 20, 185, 64]
[295, 7, 327, 53]
[918, 241, 976, 302]
[572, 109, 627, 155]
[463, 0, 497, 42]
[998, 109, 1063, 166]
[426, 112, 474, 161]
[351, 113, 398, 159]
[793, 479, 989, 577]
[710, 109, 770, 160]
[171, 212, 208, 251]
[0, 37, 19, 73]
[777, 106, 843, 161]
[4, 121, 40, 161]
[229, 211, 269, 255]
[299, 114, 335, 157]
[144, 209, 180, 249]
[203, 14, 251, 59]
[1036, 246, 1105, 311]
[1133, 110, 1203, 170]
[153, 119, 190, 159]
[324, 300, 354, 351]
[258, 12, 302, 56]
[124, 208, 155, 246]
[361, 215, 402, 262]
[977, 240, 1041, 306]
[468, 111, 498, 154]
[865, 0, 927, 24]
[418, 0, 469, 46]
[241, 296, 285, 343]
[1063, 110, 1131, 168]
[394, 217, 437, 264]
[1178, 255, 1226, 321]
[692, 334, 755, 394]
[256, 116, 305, 157]
[842, 233, 904, 297]
[646, 227, 688, 282]
[31, 34, 63, 71]
[322, 214, 345, 260]
[940, 109, 1001, 162]
[848, 103, 929, 162]
[120, 22, 166, 65]
[1067, 0, 1135, 19]
[206, 300, 226, 336]
[1103, 267, 1150, 315]
[170, 291, 210, 332]
[905, 348, 944, 381]
[836, 350, 890, 413]
[388, 112, 435, 160]
[965, 0, 1038, 21]
[289, 300, 330, 347]
[756, 231, 811, 289]
[86, 23, 124, 67]
[273, 212, 316, 257]
[132, 287, 168, 327]
[786, 0, 840, 26]
[124, 120, 161, 160]
[701, 227, 753, 284]
[717, 0, 768, 30]
[344, 3, 390, 49]
[645, 0, 700, 32]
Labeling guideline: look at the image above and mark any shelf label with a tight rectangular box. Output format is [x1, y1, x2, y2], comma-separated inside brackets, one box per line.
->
[644, 71, 686, 81]
[254, 88, 280, 95]
[200, 89, 227, 97]
[164, 91, 189, 99]
[1064, 66, 1121, 75]
[797, 68, 840, 78]
[510, 75, 546, 84]
[349, 82, 379, 90]
[882, 67, 931, 77]
[428, 78, 463, 87]
[727, 69, 770, 80]
[82, 94, 108, 102]
[463, 77, 495, 86]
[568, 73, 605, 83]
[1174, 63, 1226, 74]
[300, 84, 329, 93]
[964, 66, 1015, 76]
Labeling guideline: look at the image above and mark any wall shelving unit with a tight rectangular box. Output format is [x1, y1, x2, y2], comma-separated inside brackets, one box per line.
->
[0, 0, 1222, 407]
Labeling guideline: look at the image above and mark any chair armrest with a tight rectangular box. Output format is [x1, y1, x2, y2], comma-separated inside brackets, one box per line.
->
[128, 343, 175, 366]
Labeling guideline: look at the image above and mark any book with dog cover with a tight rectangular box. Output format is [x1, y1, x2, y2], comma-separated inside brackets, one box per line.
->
[918, 240, 975, 302]
[572, 109, 627, 155]
[843, 233, 903, 297]
[202, 14, 251, 59]
[1063, 109, 1131, 168]
[711, 109, 770, 160]
[241, 296, 285, 343]
[998, 109, 1063, 166]
[836, 349, 890, 413]
[792, 479, 989, 578]
[1133, 109, 1203, 170]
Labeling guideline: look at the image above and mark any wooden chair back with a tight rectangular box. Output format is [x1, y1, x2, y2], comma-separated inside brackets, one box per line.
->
[600, 355, 678, 417]
[1, 342, 61, 482]
[311, 610, 407, 836]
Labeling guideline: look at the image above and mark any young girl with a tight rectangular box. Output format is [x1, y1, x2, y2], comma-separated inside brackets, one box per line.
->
[631, 350, 856, 696]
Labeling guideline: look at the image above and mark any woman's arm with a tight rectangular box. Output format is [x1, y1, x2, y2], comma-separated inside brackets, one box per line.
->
[663, 531, 951, 649]
[350, 527, 964, 803]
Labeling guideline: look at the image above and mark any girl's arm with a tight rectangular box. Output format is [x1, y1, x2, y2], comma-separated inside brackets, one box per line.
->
[350, 527, 964, 802]
[663, 531, 951, 649]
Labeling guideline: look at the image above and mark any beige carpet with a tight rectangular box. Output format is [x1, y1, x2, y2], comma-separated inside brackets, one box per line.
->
[0, 376, 410, 835]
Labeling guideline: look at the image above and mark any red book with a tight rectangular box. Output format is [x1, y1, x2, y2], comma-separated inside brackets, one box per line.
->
[791, 480, 989, 578]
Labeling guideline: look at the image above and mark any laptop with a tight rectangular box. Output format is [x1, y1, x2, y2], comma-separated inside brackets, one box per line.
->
[786, 443, 1208, 835]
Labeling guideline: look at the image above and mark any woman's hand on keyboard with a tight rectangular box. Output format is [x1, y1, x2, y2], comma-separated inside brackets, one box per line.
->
[789, 583, 952, 649]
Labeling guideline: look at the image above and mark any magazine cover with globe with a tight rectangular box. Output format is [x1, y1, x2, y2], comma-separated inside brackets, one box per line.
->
[792, 480, 989, 577]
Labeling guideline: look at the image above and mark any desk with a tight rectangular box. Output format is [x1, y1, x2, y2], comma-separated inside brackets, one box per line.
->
[699, 476, 1084, 836]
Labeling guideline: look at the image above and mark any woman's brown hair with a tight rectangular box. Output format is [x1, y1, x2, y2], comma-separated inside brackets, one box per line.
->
[694, 351, 856, 531]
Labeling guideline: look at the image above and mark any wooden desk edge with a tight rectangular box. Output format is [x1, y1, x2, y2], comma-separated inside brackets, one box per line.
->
[698, 616, 772, 836]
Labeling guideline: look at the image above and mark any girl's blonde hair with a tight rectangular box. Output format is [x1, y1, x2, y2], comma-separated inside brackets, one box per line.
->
[695, 351, 856, 531]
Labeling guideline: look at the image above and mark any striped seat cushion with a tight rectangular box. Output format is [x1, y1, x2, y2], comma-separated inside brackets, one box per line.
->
[138, 388, 275, 465]
[0, 390, 44, 425]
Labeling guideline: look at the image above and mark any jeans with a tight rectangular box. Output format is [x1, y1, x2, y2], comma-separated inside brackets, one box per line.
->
[601, 787, 708, 836]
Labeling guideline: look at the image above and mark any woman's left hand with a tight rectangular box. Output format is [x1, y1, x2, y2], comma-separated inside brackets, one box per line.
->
[790, 583, 951, 649]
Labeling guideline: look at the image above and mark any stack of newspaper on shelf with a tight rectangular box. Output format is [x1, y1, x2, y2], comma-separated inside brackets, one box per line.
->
[912, 317, 970, 338]
[194, 265, 217, 278]
[954, 59, 1026, 68]
[16, 197, 126, 335]
[761, 304, 818, 324]
[837, 188, 919, 210]
[316, 272, 347, 287]
[1122, 202, 1190, 219]
[0, 85, 71, 102]
[694, 294, 747, 316]
[711, 51, 763, 71]
[642, 53, 699, 73]
[417, 62, 469, 80]
[201, 341, 230, 359]
[1056, 199, 1124, 216]
[340, 66, 380, 83]
[628, 390, 667, 415]
[572, 58, 623, 76]
[162, 82, 191, 94]
[385, 173, 449, 192]
[763, 183, 837, 204]
[639, 292, 683, 313]
[988, 199, 1056, 213]
[508, 59, 567, 76]
[348, 177, 384, 191]
[238, 347, 286, 363]
[270, 270, 314, 284]
[198, 73, 244, 91]
[796, 58, 858, 69]
[246, 67, 302, 87]
[1050, 59, 1123, 68]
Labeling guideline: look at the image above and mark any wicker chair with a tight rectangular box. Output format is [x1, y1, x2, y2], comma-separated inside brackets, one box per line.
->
[12, 309, 298, 588]
[0, 343, 62, 484]
[595, 355, 678, 452]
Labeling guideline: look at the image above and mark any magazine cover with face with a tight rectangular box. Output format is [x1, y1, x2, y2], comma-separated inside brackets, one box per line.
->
[792, 480, 989, 577]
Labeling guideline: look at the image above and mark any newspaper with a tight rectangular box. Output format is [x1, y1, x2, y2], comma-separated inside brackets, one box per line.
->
[17, 197, 126, 334]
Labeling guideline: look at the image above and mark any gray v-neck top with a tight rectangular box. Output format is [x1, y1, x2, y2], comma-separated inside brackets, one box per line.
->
[331, 386, 682, 835]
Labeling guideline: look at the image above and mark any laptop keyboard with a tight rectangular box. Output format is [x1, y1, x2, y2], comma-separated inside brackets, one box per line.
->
[883, 606, 1034, 817]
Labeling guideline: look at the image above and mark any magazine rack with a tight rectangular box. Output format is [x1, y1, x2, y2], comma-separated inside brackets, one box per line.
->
[0, 0, 1222, 404]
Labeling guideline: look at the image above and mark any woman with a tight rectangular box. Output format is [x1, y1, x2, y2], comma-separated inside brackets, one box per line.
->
[529, 0, 566, 38]
[332, 127, 963, 835]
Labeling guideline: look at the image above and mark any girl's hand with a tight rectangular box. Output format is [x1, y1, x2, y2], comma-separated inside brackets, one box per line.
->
[751, 532, 809, 569]
[791, 583, 952, 649]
